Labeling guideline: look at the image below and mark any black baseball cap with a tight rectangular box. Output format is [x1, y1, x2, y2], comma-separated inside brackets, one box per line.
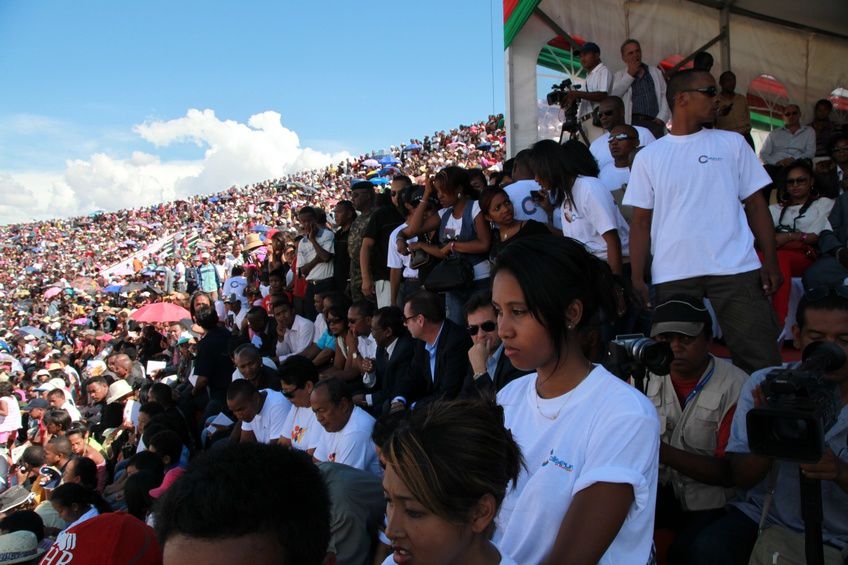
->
[579, 42, 601, 54]
[650, 295, 712, 337]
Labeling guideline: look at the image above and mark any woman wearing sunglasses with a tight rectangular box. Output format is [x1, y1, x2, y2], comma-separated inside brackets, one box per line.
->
[279, 355, 322, 455]
[766, 159, 834, 327]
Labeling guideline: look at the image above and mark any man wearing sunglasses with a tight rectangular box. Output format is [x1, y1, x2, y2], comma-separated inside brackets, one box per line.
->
[590, 96, 656, 171]
[461, 292, 529, 395]
[599, 124, 641, 223]
[760, 104, 816, 172]
[625, 69, 783, 374]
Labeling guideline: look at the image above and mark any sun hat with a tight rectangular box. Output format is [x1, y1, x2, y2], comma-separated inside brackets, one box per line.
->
[243, 233, 264, 252]
[0, 531, 44, 564]
[105, 380, 133, 404]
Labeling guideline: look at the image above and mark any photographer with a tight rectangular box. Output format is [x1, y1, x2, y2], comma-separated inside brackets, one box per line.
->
[689, 288, 848, 564]
[562, 42, 611, 143]
[645, 296, 748, 564]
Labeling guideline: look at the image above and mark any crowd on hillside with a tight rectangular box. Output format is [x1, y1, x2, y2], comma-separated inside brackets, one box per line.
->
[0, 37, 847, 565]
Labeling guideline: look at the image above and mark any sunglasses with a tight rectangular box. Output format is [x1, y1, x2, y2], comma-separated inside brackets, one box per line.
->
[327, 317, 344, 324]
[608, 133, 637, 143]
[683, 86, 718, 97]
[804, 285, 848, 302]
[467, 321, 497, 335]
[785, 176, 809, 186]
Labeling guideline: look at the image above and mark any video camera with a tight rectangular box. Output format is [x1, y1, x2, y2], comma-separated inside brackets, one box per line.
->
[604, 334, 673, 387]
[747, 341, 845, 462]
[546, 79, 582, 134]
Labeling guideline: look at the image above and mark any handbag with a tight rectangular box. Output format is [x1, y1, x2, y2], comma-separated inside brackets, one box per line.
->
[424, 254, 474, 293]
[409, 233, 434, 270]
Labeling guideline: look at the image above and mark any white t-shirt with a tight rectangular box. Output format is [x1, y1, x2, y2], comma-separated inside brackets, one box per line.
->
[495, 367, 659, 565]
[241, 389, 292, 445]
[387, 223, 418, 279]
[504, 179, 549, 223]
[313, 314, 328, 345]
[769, 197, 834, 234]
[438, 202, 491, 280]
[281, 405, 322, 452]
[598, 163, 631, 193]
[561, 176, 630, 260]
[222, 276, 248, 306]
[579, 63, 613, 119]
[313, 406, 381, 475]
[623, 128, 771, 284]
[590, 126, 656, 171]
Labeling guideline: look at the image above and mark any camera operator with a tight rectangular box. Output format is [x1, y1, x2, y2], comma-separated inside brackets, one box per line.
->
[645, 296, 749, 564]
[562, 42, 611, 143]
[688, 289, 848, 564]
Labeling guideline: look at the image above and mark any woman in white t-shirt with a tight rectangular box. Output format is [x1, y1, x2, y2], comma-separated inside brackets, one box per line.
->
[767, 160, 835, 326]
[491, 235, 659, 564]
[0, 382, 21, 447]
[278, 355, 322, 455]
[400, 167, 493, 325]
[381, 399, 521, 565]
[530, 139, 629, 275]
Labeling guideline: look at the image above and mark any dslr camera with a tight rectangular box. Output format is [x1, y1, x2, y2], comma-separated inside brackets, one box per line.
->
[546, 79, 582, 133]
[604, 334, 673, 384]
[747, 341, 845, 462]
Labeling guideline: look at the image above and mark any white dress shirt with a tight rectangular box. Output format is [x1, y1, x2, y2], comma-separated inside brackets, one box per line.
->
[276, 315, 316, 361]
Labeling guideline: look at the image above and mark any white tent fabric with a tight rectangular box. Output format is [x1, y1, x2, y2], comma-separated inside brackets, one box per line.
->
[505, 0, 848, 156]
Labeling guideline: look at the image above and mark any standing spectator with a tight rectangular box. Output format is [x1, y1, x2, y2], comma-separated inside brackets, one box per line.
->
[503, 149, 550, 225]
[190, 304, 234, 414]
[563, 41, 612, 143]
[611, 38, 671, 138]
[493, 235, 658, 564]
[589, 96, 656, 171]
[759, 104, 816, 184]
[817, 133, 848, 198]
[348, 182, 377, 302]
[810, 98, 836, 157]
[625, 69, 783, 373]
[196, 253, 220, 301]
[296, 206, 335, 321]
[0, 382, 21, 449]
[715, 71, 754, 149]
[333, 200, 356, 298]
[360, 178, 406, 307]
[598, 124, 641, 222]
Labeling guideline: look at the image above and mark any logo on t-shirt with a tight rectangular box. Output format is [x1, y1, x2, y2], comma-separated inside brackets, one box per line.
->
[698, 155, 723, 164]
[328, 452, 336, 462]
[292, 425, 305, 443]
[541, 449, 574, 472]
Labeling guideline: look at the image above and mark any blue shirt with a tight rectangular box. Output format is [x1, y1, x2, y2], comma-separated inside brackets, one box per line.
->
[487, 343, 504, 378]
[425, 323, 444, 382]
[316, 330, 336, 351]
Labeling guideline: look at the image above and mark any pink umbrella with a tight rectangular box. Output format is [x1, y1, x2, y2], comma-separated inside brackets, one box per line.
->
[130, 302, 191, 323]
[43, 287, 62, 299]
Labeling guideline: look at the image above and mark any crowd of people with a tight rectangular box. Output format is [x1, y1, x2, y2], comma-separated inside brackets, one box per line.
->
[0, 36, 846, 565]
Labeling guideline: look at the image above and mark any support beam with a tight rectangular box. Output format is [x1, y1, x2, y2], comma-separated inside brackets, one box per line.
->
[668, 31, 727, 73]
[719, 5, 731, 73]
[532, 7, 580, 51]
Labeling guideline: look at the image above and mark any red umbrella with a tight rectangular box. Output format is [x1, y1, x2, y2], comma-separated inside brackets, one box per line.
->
[130, 302, 191, 323]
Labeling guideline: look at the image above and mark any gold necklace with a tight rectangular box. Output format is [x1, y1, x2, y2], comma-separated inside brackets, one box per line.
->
[534, 379, 572, 420]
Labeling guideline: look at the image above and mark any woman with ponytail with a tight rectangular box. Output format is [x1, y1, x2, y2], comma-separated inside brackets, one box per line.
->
[50, 482, 112, 533]
[380, 398, 523, 565]
[492, 235, 659, 564]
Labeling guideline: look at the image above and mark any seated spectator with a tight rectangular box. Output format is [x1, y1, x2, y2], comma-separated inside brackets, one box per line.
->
[715, 71, 754, 149]
[810, 98, 836, 157]
[60, 456, 99, 492]
[46, 389, 81, 422]
[645, 296, 749, 564]
[502, 149, 550, 226]
[232, 343, 280, 391]
[345, 300, 377, 392]
[381, 399, 522, 565]
[124, 470, 162, 522]
[531, 139, 630, 275]
[461, 291, 530, 396]
[353, 306, 414, 417]
[226, 379, 291, 445]
[49, 483, 111, 533]
[0, 531, 44, 564]
[44, 436, 73, 475]
[154, 443, 330, 565]
[0, 510, 46, 550]
[84, 376, 122, 442]
[12, 445, 45, 490]
[41, 512, 161, 565]
[222, 293, 246, 331]
[43, 409, 71, 439]
[395, 290, 472, 410]
[146, 430, 185, 503]
[493, 235, 658, 564]
[273, 295, 315, 362]
[481, 186, 551, 260]
[279, 355, 322, 454]
[817, 133, 848, 198]
[311, 378, 381, 475]
[590, 95, 656, 170]
[318, 302, 357, 380]
[766, 160, 834, 325]
[244, 306, 276, 358]
[66, 427, 106, 491]
[23, 398, 48, 445]
[759, 104, 816, 187]
[689, 289, 848, 564]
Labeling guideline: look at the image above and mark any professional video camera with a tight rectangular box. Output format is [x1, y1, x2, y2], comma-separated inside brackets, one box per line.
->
[546, 79, 582, 136]
[747, 341, 845, 462]
[603, 334, 673, 390]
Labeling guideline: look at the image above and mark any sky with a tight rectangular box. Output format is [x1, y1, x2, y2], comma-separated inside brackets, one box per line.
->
[0, 0, 505, 224]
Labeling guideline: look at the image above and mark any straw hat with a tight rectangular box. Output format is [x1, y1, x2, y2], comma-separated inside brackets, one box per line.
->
[243, 233, 264, 252]
[106, 379, 133, 404]
[0, 531, 44, 564]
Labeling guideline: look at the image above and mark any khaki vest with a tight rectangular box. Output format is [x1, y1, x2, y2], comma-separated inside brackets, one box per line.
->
[646, 356, 747, 511]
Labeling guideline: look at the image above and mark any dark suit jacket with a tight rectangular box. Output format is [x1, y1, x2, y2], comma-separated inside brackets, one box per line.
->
[369, 334, 415, 416]
[818, 190, 848, 255]
[397, 319, 472, 408]
[460, 346, 531, 398]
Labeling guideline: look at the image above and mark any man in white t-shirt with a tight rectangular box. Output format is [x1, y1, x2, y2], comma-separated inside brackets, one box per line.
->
[311, 378, 381, 476]
[222, 265, 248, 309]
[599, 124, 641, 223]
[561, 41, 612, 143]
[504, 150, 550, 225]
[590, 96, 656, 171]
[226, 379, 292, 445]
[624, 69, 782, 373]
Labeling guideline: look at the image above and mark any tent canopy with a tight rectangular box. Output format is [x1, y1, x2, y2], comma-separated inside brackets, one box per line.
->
[504, 0, 848, 155]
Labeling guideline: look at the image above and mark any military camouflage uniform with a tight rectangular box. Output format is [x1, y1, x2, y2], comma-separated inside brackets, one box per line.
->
[347, 209, 374, 302]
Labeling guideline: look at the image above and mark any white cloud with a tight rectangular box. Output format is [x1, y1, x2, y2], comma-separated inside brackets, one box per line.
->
[0, 109, 350, 225]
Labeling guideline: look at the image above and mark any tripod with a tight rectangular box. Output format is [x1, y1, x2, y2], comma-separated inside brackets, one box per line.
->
[799, 473, 825, 565]
[558, 119, 590, 146]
